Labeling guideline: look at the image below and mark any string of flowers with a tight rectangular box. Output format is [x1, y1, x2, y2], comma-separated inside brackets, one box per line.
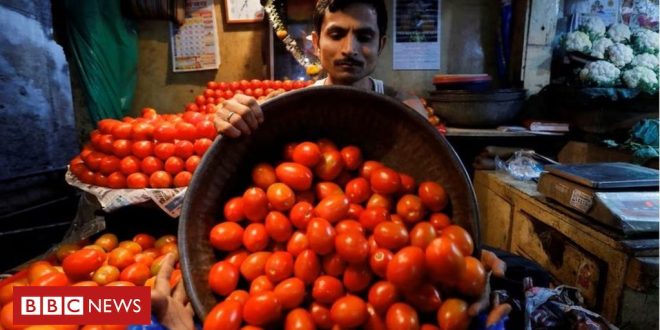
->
[262, 0, 322, 77]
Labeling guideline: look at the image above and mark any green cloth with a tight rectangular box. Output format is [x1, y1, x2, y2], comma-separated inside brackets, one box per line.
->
[603, 119, 660, 164]
[64, 0, 138, 123]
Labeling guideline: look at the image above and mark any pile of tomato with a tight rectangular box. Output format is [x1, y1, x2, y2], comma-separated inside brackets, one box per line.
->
[183, 79, 312, 113]
[69, 107, 216, 189]
[203, 139, 486, 330]
[0, 232, 179, 330]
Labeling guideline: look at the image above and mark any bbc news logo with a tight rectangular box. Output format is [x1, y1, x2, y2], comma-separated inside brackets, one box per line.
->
[14, 286, 150, 325]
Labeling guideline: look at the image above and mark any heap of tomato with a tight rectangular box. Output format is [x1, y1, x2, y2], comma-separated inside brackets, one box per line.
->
[0, 232, 179, 330]
[203, 139, 487, 330]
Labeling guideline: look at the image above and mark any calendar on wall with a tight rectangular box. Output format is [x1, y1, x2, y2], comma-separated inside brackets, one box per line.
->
[170, 0, 220, 72]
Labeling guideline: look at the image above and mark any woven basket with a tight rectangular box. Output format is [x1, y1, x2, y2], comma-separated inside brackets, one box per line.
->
[178, 86, 480, 319]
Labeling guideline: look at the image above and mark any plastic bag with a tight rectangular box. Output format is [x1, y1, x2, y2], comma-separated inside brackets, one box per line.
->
[495, 150, 546, 181]
[63, 0, 138, 122]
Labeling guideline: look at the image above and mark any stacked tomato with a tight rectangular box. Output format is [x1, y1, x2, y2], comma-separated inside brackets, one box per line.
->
[69, 107, 216, 189]
[0, 232, 179, 330]
[184, 79, 312, 113]
[203, 140, 486, 330]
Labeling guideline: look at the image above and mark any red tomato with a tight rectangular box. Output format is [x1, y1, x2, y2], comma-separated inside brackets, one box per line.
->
[99, 155, 120, 175]
[369, 248, 393, 278]
[373, 222, 409, 251]
[418, 181, 448, 212]
[251, 163, 277, 190]
[359, 160, 384, 180]
[274, 277, 306, 309]
[203, 300, 242, 330]
[370, 167, 401, 195]
[97, 134, 114, 154]
[149, 171, 172, 188]
[265, 211, 293, 242]
[132, 234, 155, 250]
[284, 308, 315, 330]
[108, 247, 135, 270]
[309, 302, 333, 329]
[286, 231, 309, 257]
[119, 156, 141, 175]
[175, 122, 198, 141]
[385, 303, 419, 330]
[330, 295, 368, 328]
[267, 183, 296, 211]
[1, 302, 23, 330]
[314, 182, 343, 200]
[275, 162, 313, 191]
[173, 171, 192, 187]
[243, 223, 270, 252]
[126, 172, 149, 189]
[62, 249, 105, 279]
[243, 291, 282, 326]
[437, 299, 469, 330]
[306, 218, 336, 255]
[185, 155, 201, 173]
[119, 262, 150, 285]
[345, 177, 371, 204]
[403, 283, 443, 313]
[111, 139, 132, 158]
[293, 249, 321, 284]
[292, 142, 322, 167]
[210, 222, 244, 251]
[174, 140, 194, 159]
[335, 232, 369, 264]
[366, 193, 392, 210]
[193, 138, 213, 156]
[425, 237, 465, 284]
[141, 156, 163, 175]
[359, 207, 389, 232]
[131, 141, 154, 159]
[282, 142, 297, 161]
[92, 265, 120, 285]
[340, 145, 362, 170]
[243, 187, 269, 222]
[154, 123, 177, 142]
[386, 246, 425, 289]
[94, 233, 118, 251]
[249, 275, 274, 295]
[314, 150, 344, 181]
[32, 271, 70, 287]
[264, 251, 294, 283]
[429, 213, 452, 231]
[106, 172, 126, 189]
[441, 225, 474, 257]
[343, 263, 373, 293]
[240, 252, 271, 281]
[321, 253, 347, 277]
[312, 275, 344, 305]
[368, 281, 399, 315]
[410, 222, 437, 249]
[396, 194, 425, 224]
[223, 197, 245, 222]
[164, 156, 185, 175]
[456, 256, 486, 297]
[314, 194, 349, 223]
[225, 289, 250, 306]
[225, 250, 249, 269]
[154, 143, 176, 161]
[334, 219, 364, 235]
[94, 173, 109, 187]
[289, 201, 314, 230]
[131, 122, 155, 140]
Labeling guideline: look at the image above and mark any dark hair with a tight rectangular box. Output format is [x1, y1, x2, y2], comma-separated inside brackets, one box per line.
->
[313, 0, 387, 38]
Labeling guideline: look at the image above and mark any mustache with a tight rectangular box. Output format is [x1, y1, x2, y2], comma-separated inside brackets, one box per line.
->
[334, 57, 363, 66]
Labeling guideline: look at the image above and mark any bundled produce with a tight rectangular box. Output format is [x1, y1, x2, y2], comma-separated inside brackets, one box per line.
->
[0, 232, 179, 330]
[562, 16, 660, 93]
[203, 139, 487, 330]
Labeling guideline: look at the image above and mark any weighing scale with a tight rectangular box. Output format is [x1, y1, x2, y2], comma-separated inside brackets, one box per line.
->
[537, 162, 659, 235]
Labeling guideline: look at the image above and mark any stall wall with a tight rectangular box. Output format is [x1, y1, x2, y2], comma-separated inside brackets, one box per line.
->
[131, 0, 498, 116]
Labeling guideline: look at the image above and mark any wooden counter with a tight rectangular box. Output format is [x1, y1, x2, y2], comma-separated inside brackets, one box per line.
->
[473, 171, 658, 328]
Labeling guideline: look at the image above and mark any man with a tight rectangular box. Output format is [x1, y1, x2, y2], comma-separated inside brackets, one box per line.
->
[214, 0, 427, 138]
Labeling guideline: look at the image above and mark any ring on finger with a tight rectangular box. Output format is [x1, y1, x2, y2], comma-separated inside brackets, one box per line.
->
[225, 111, 235, 122]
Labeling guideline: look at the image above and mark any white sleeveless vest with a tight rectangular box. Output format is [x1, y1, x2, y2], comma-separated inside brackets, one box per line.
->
[312, 77, 385, 94]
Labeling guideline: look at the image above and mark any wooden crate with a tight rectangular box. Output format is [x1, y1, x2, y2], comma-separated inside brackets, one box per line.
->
[474, 171, 658, 327]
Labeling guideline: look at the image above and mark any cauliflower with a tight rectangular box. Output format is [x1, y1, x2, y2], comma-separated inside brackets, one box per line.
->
[579, 16, 606, 40]
[622, 66, 659, 94]
[590, 38, 614, 59]
[579, 60, 620, 86]
[606, 23, 631, 43]
[606, 43, 634, 67]
[631, 53, 660, 71]
[565, 31, 592, 52]
[631, 29, 659, 54]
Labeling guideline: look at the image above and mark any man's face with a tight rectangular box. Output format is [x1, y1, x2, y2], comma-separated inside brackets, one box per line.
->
[312, 3, 386, 86]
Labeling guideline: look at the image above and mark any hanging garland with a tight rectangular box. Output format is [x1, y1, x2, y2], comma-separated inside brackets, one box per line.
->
[262, 0, 323, 78]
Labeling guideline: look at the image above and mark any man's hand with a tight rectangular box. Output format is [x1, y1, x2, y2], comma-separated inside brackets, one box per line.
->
[151, 253, 194, 330]
[213, 89, 284, 138]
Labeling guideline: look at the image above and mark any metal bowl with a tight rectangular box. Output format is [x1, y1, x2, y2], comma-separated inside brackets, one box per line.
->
[178, 86, 481, 319]
[428, 89, 526, 127]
